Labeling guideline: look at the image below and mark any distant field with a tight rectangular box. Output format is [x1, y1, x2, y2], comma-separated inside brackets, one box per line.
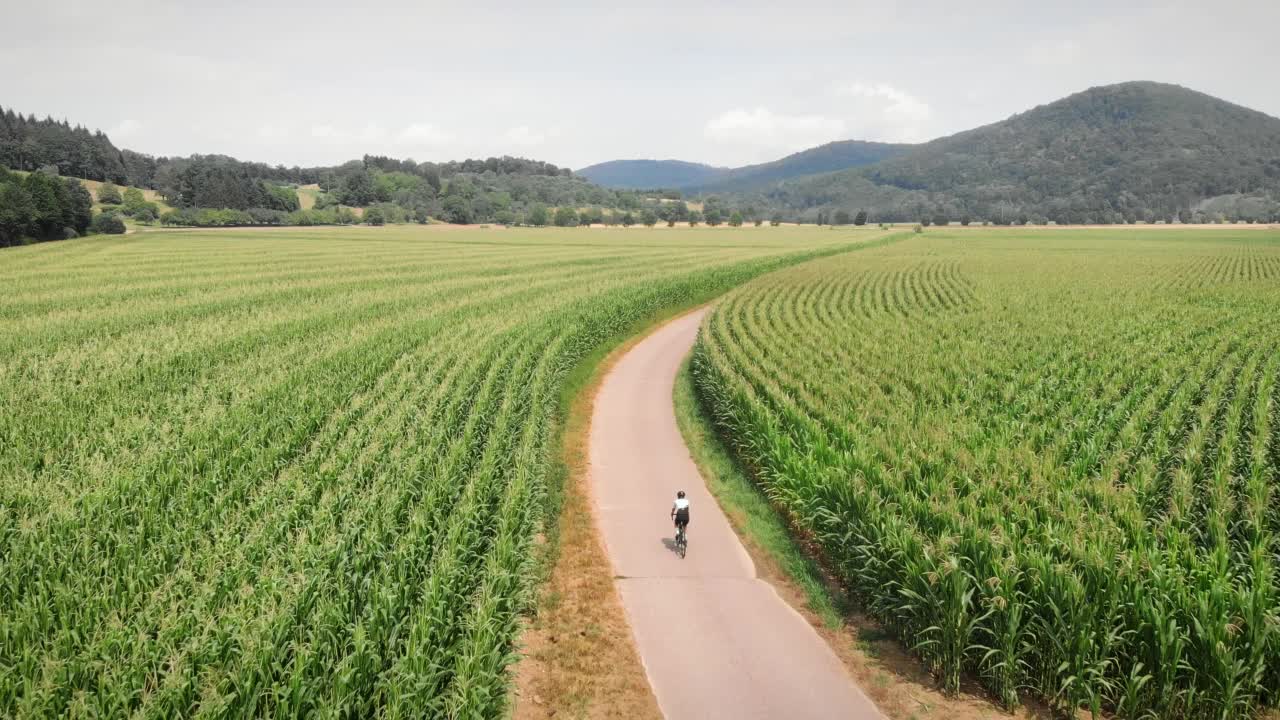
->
[0, 225, 875, 717]
[294, 184, 365, 216]
[296, 183, 321, 209]
[77, 176, 170, 211]
[694, 229, 1280, 718]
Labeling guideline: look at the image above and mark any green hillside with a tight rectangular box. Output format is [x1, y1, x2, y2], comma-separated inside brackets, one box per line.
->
[756, 82, 1280, 223]
[695, 140, 910, 193]
[576, 159, 729, 189]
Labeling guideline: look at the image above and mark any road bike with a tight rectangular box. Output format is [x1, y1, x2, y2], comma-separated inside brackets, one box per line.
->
[674, 523, 687, 559]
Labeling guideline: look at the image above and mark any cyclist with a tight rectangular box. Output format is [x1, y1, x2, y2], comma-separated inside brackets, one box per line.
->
[671, 490, 690, 541]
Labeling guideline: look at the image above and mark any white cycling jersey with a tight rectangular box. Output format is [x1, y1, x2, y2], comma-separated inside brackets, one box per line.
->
[673, 497, 690, 511]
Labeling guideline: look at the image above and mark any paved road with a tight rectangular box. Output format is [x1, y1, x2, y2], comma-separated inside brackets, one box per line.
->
[589, 309, 883, 719]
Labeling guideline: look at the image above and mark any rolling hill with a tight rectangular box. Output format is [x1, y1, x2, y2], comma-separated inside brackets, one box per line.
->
[694, 140, 911, 193]
[754, 82, 1280, 223]
[578, 140, 910, 192]
[575, 159, 728, 189]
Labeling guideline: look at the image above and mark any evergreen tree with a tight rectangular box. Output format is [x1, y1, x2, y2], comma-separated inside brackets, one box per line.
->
[97, 181, 123, 205]
[0, 180, 35, 245]
[65, 178, 93, 234]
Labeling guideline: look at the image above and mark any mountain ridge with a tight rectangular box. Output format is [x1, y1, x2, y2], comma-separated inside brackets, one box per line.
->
[575, 159, 729, 189]
[692, 140, 912, 193]
[741, 81, 1280, 223]
[577, 139, 911, 191]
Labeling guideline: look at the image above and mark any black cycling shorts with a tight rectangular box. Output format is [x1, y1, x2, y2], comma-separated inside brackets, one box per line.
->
[674, 508, 690, 527]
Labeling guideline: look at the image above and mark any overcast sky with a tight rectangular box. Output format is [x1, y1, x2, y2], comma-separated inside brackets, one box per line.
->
[4, 0, 1278, 169]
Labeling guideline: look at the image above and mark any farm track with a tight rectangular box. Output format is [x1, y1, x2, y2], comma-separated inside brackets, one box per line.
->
[589, 309, 883, 719]
[693, 229, 1280, 718]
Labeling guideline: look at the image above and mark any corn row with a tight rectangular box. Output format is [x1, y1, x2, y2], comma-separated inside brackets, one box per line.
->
[693, 229, 1280, 718]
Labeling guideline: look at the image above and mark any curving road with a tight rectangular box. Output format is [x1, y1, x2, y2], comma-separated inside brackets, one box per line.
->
[589, 308, 883, 719]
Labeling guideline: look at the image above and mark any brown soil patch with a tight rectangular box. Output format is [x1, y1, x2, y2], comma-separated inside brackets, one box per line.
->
[512, 335, 661, 720]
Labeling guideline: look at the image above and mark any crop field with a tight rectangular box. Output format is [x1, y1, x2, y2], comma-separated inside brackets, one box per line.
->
[0, 225, 871, 718]
[693, 229, 1280, 718]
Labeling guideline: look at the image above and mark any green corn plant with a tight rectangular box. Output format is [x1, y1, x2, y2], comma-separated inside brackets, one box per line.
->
[694, 231, 1280, 719]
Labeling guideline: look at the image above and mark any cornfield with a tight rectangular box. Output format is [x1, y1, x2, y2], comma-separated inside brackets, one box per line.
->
[0, 225, 869, 718]
[693, 230, 1280, 718]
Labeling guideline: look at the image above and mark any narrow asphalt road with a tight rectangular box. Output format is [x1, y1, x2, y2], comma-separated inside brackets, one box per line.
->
[589, 308, 883, 719]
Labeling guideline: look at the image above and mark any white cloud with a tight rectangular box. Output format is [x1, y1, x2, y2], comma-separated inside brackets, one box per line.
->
[702, 85, 932, 160]
[704, 108, 845, 154]
[399, 123, 453, 145]
[109, 119, 141, 138]
[833, 82, 932, 142]
[1026, 40, 1082, 67]
[256, 123, 289, 140]
[305, 122, 451, 150]
[357, 123, 387, 142]
[504, 125, 546, 147]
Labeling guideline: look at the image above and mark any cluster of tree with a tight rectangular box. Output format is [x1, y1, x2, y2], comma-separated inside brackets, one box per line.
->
[309, 157, 667, 226]
[96, 182, 163, 222]
[0, 166, 134, 244]
[0, 112, 328, 193]
[0, 166, 99, 246]
[127, 152, 327, 190]
[815, 209, 869, 225]
[2, 104, 685, 229]
[150, 155, 301, 211]
[112, 149, 626, 228]
[506, 197, 804, 229]
[0, 107, 128, 183]
[434, 156, 569, 177]
[159, 206, 363, 227]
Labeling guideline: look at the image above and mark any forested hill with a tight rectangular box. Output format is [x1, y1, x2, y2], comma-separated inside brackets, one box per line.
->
[694, 140, 911, 193]
[576, 159, 728, 190]
[1, 103, 652, 229]
[865, 81, 1280, 215]
[577, 141, 909, 191]
[1, 107, 129, 183]
[754, 82, 1280, 223]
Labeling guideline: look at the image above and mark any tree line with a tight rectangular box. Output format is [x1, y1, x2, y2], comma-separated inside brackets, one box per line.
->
[0, 166, 125, 247]
[0, 107, 128, 183]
